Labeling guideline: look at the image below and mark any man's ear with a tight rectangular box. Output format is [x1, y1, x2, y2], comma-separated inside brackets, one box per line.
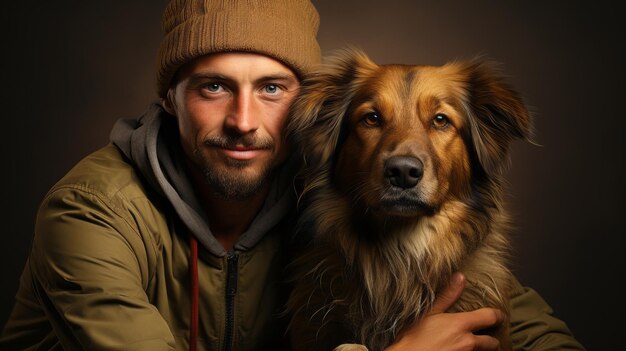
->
[161, 88, 177, 116]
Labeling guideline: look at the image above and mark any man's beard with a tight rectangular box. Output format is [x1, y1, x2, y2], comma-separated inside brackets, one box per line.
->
[194, 134, 278, 200]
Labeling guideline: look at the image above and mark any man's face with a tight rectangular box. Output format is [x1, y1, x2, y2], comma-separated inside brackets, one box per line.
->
[166, 52, 300, 199]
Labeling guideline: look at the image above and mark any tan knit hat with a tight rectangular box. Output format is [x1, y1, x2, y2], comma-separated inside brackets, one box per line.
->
[156, 0, 321, 98]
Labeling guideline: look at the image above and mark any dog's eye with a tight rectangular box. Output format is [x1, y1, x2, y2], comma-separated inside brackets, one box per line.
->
[363, 112, 382, 127]
[432, 114, 450, 129]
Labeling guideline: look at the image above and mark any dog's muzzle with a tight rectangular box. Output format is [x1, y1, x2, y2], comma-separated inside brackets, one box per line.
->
[380, 156, 433, 216]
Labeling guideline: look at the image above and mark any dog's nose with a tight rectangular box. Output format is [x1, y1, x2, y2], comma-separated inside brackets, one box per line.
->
[384, 156, 423, 189]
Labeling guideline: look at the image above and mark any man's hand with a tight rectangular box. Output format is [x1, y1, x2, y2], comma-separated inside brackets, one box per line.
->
[385, 272, 504, 351]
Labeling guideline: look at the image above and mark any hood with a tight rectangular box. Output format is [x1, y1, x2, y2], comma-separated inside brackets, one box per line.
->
[110, 103, 296, 257]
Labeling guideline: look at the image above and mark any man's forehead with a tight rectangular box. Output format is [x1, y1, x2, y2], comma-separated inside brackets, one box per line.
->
[180, 52, 298, 82]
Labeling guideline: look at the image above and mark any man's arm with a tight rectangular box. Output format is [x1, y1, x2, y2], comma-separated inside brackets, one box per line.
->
[16, 186, 176, 350]
[509, 276, 586, 350]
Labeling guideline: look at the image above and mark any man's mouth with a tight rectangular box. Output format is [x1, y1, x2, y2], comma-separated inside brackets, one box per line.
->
[203, 136, 273, 161]
[220, 145, 267, 161]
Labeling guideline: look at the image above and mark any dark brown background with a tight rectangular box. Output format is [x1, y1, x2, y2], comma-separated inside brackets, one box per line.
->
[2, 1, 624, 349]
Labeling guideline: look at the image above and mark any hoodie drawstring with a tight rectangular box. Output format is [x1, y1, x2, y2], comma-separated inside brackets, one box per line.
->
[189, 234, 199, 351]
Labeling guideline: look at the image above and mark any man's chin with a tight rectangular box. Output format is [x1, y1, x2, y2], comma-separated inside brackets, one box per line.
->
[202, 164, 273, 200]
[222, 157, 255, 169]
[191, 148, 281, 199]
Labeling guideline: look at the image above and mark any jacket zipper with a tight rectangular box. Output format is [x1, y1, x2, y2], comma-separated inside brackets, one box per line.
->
[223, 251, 238, 351]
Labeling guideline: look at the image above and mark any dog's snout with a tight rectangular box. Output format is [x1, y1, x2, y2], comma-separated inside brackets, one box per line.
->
[384, 156, 424, 189]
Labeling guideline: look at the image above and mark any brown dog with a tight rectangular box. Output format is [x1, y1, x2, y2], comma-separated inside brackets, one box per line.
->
[285, 48, 532, 351]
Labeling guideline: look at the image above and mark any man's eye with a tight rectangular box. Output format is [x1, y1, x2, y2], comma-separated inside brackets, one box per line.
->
[204, 83, 223, 92]
[264, 84, 280, 94]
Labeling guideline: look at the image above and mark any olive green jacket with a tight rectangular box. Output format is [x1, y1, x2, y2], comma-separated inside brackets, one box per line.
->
[1, 145, 291, 351]
[1, 105, 585, 350]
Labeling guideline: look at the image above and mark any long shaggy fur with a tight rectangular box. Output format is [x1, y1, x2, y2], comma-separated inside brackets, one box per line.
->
[285, 48, 532, 351]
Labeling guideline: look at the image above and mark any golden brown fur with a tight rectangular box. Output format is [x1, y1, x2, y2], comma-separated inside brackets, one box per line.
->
[285, 48, 532, 351]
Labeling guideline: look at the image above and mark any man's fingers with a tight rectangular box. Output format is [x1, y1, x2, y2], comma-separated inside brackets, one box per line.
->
[430, 272, 465, 314]
[473, 334, 501, 351]
[463, 307, 505, 331]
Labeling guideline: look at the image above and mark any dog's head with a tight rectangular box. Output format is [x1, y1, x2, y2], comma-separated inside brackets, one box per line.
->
[287, 48, 531, 219]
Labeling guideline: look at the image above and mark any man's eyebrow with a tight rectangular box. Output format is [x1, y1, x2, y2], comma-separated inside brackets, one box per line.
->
[187, 73, 231, 85]
[254, 74, 298, 84]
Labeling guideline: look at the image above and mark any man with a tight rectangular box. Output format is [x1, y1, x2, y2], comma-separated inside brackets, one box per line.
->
[1, 0, 584, 350]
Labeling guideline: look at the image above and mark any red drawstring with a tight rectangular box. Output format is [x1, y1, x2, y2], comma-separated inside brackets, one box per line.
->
[189, 234, 199, 351]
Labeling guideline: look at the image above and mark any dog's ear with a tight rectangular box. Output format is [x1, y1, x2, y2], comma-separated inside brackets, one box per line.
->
[461, 60, 533, 175]
[286, 48, 378, 174]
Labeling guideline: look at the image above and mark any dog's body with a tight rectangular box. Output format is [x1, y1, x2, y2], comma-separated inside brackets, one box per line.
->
[285, 49, 531, 351]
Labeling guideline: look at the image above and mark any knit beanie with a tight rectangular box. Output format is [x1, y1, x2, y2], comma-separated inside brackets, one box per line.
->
[156, 0, 321, 98]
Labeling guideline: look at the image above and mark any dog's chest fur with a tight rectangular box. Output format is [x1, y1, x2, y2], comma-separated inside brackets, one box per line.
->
[288, 194, 513, 351]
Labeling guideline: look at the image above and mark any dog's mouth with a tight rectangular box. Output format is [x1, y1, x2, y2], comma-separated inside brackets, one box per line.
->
[378, 191, 434, 217]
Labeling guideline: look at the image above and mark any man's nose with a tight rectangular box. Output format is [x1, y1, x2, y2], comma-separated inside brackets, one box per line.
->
[225, 92, 259, 134]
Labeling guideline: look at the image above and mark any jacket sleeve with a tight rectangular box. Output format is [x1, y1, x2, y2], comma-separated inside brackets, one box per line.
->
[509, 276, 586, 350]
[29, 185, 176, 351]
